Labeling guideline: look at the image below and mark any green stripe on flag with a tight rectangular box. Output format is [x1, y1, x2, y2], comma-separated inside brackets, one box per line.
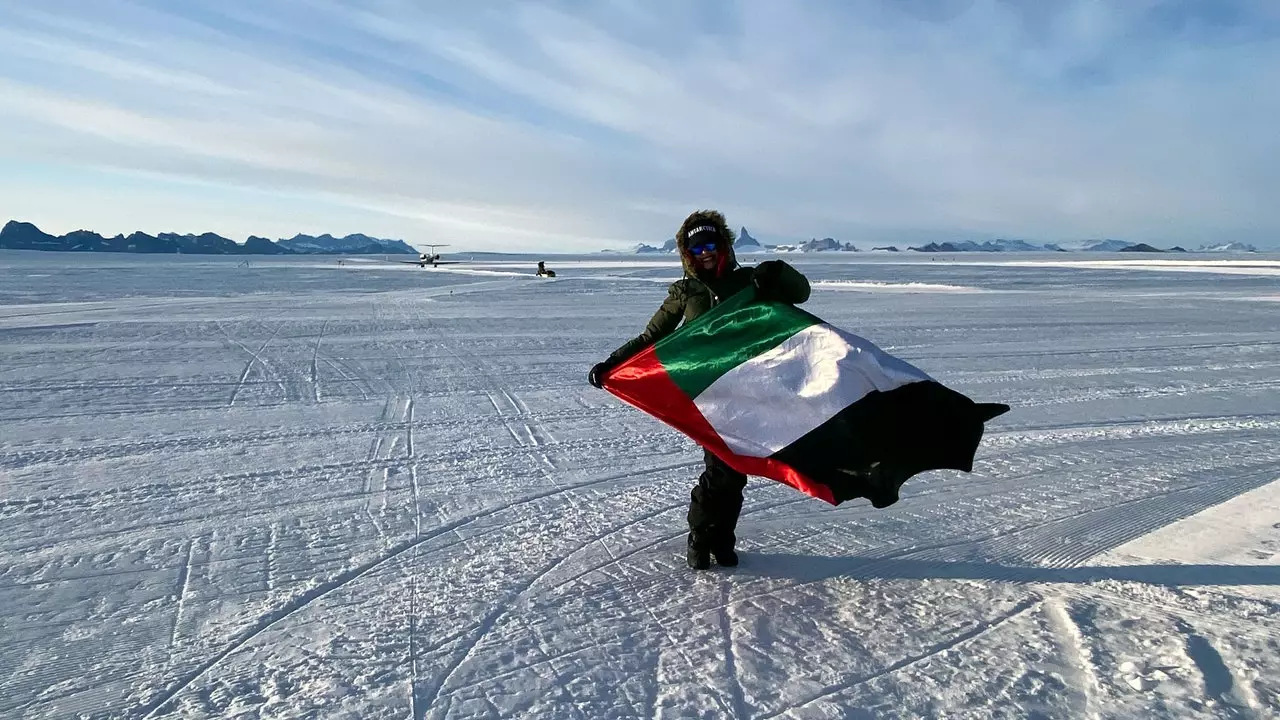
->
[653, 288, 819, 400]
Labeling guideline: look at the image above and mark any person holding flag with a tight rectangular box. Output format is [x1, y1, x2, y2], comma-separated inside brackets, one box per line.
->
[589, 209, 1009, 572]
[587, 210, 811, 570]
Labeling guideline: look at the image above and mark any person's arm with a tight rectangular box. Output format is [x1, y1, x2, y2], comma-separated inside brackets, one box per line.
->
[589, 283, 686, 388]
[753, 260, 810, 304]
[606, 283, 685, 364]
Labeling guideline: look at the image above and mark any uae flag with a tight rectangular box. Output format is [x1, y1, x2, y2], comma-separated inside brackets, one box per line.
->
[602, 288, 1009, 506]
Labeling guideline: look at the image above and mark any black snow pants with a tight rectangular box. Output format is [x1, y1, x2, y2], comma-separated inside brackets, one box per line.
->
[686, 449, 748, 552]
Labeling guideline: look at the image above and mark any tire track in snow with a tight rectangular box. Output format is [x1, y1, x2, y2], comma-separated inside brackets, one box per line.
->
[420, 605, 508, 718]
[0, 406, 629, 470]
[642, 453, 1279, 715]
[718, 580, 750, 720]
[364, 394, 411, 539]
[134, 515, 483, 718]
[912, 417, 1273, 516]
[421, 493, 698, 717]
[543, 495, 811, 597]
[757, 597, 1042, 719]
[427, 496, 817, 715]
[501, 387, 556, 451]
[264, 523, 278, 592]
[408, 572, 423, 720]
[407, 397, 420, 537]
[422, 316, 558, 465]
[424, 460, 744, 716]
[165, 540, 196, 670]
[131, 460, 697, 718]
[23, 417, 1260, 589]
[0, 431, 683, 518]
[990, 411, 1280, 436]
[366, 300, 427, 564]
[406, 391, 426, 718]
[1021, 377, 1280, 407]
[733, 435, 1280, 590]
[392, 295, 502, 719]
[1, 401, 243, 423]
[0, 379, 589, 413]
[435, 643, 610, 706]
[309, 318, 328, 403]
[0, 378, 284, 393]
[663, 467, 1276, 634]
[948, 358, 1280, 386]
[485, 390, 527, 446]
[856, 459, 1276, 576]
[7, 452, 691, 561]
[985, 465, 1280, 569]
[907, 337, 1280, 362]
[649, 528, 968, 623]
[6, 323, 189, 386]
[316, 353, 372, 400]
[220, 320, 284, 407]
[0, 455, 414, 521]
[981, 415, 1280, 457]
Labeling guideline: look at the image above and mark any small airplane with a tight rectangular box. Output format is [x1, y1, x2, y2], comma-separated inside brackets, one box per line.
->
[397, 244, 462, 267]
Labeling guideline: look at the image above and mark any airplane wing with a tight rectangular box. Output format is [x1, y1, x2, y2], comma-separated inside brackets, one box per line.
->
[392, 258, 464, 266]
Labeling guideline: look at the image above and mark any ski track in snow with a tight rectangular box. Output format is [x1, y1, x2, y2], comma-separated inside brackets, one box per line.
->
[1, 253, 1278, 719]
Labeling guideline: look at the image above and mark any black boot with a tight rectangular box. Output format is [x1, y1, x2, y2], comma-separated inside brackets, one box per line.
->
[687, 450, 747, 570]
[686, 534, 711, 570]
[712, 546, 739, 567]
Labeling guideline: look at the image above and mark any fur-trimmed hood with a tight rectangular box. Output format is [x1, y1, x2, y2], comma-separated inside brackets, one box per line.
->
[676, 209, 738, 279]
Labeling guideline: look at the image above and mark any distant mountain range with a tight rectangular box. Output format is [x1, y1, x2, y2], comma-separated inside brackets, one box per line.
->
[6, 219, 1264, 257]
[0, 220, 418, 255]
[621, 229, 1259, 255]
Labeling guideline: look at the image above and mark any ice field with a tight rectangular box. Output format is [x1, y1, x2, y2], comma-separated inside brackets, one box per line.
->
[2, 251, 1278, 719]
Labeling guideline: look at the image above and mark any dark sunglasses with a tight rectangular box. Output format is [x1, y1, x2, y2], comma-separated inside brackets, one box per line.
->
[689, 241, 718, 255]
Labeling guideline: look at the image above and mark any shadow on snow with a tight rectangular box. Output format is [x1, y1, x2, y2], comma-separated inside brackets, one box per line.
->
[735, 553, 1279, 587]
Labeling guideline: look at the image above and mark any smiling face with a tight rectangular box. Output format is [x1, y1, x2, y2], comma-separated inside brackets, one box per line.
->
[685, 227, 721, 275]
[694, 244, 718, 271]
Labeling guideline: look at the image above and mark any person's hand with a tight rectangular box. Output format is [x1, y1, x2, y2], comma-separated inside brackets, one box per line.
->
[753, 260, 785, 302]
[587, 360, 616, 389]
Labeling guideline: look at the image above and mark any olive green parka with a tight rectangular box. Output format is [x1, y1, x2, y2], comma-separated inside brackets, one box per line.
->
[606, 210, 811, 365]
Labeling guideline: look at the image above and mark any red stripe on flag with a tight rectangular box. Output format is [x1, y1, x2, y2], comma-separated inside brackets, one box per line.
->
[603, 346, 706, 439]
[720, 454, 837, 506]
[604, 347, 837, 506]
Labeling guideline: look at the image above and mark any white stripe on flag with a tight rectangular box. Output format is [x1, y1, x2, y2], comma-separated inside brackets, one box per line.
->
[693, 323, 931, 458]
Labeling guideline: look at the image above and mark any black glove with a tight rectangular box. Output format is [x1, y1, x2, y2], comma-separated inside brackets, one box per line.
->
[752, 260, 785, 302]
[587, 360, 616, 389]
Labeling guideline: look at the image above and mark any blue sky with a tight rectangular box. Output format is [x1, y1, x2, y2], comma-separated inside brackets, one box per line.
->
[1, 0, 1277, 251]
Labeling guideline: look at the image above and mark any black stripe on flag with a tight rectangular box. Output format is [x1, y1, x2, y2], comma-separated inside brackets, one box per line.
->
[768, 380, 1010, 506]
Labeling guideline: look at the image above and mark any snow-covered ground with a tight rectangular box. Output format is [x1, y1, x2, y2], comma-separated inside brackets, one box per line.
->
[2, 251, 1278, 719]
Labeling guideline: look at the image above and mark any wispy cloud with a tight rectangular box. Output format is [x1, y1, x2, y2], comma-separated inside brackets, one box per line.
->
[0, 0, 1277, 250]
